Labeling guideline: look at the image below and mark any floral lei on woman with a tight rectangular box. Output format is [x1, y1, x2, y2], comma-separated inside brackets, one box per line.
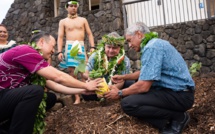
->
[89, 35, 126, 84]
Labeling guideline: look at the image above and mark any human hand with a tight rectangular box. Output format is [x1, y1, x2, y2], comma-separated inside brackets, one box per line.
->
[111, 75, 124, 84]
[104, 85, 120, 100]
[57, 53, 64, 61]
[85, 78, 103, 91]
[90, 48, 95, 52]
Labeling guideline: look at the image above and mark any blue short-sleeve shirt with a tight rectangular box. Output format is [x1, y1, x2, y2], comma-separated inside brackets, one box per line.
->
[139, 38, 195, 91]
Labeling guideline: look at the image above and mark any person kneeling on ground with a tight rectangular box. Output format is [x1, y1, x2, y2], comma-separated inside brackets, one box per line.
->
[105, 22, 195, 134]
[82, 32, 133, 101]
[0, 31, 102, 134]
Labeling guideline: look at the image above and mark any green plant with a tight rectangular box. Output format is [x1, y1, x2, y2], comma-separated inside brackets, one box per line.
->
[33, 93, 47, 134]
[70, 42, 86, 76]
[29, 74, 47, 134]
[140, 32, 158, 49]
[189, 62, 202, 77]
[140, 32, 158, 67]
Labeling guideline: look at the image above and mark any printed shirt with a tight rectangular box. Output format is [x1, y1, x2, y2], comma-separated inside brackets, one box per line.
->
[86, 53, 130, 81]
[0, 45, 49, 90]
[139, 38, 195, 91]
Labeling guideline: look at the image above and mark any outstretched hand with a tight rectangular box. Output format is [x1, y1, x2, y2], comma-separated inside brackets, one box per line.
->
[85, 78, 103, 91]
[104, 85, 120, 100]
[57, 53, 64, 61]
[111, 75, 124, 84]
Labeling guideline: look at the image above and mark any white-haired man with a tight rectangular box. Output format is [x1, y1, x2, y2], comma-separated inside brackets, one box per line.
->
[105, 22, 195, 134]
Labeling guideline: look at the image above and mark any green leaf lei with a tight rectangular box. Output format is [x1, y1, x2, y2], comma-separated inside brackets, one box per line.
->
[28, 42, 47, 134]
[140, 32, 158, 50]
[139, 32, 158, 67]
[89, 35, 126, 84]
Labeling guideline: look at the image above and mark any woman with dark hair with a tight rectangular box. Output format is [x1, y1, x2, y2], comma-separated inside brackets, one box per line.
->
[0, 31, 101, 134]
[0, 24, 16, 53]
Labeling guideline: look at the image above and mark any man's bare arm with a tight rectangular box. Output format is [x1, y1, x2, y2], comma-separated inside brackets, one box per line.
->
[112, 71, 140, 84]
[57, 20, 65, 54]
[122, 80, 153, 96]
[84, 18, 95, 48]
[37, 66, 101, 91]
[46, 80, 87, 94]
[114, 81, 125, 89]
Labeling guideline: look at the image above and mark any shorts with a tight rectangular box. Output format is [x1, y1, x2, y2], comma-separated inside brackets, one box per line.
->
[59, 41, 86, 68]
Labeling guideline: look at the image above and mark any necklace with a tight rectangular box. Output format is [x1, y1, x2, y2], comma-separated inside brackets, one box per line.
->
[89, 36, 126, 84]
[90, 48, 125, 84]
[139, 32, 158, 67]
[67, 14, 78, 19]
[140, 32, 158, 54]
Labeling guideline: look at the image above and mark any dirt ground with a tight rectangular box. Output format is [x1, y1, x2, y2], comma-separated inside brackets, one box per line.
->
[44, 75, 215, 134]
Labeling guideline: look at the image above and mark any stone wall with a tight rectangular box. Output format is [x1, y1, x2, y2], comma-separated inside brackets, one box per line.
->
[2, 0, 124, 68]
[2, 0, 215, 74]
[155, 20, 215, 74]
[122, 20, 215, 74]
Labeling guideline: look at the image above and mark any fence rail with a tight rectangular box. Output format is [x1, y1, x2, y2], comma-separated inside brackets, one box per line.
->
[123, 0, 215, 28]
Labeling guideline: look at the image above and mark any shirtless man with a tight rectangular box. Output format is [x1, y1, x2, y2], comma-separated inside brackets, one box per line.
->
[57, 0, 95, 104]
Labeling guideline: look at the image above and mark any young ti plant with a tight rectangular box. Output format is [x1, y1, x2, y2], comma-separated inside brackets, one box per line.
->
[70, 42, 86, 75]
[189, 62, 202, 77]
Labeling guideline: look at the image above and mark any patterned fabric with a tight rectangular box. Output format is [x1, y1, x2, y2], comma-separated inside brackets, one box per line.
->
[0, 40, 16, 54]
[59, 41, 85, 68]
[139, 38, 195, 91]
[86, 53, 131, 81]
[0, 45, 49, 90]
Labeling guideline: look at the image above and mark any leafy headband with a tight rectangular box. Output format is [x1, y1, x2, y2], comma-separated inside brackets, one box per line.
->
[89, 34, 126, 84]
[100, 35, 125, 47]
[65, 1, 79, 8]
[31, 29, 41, 35]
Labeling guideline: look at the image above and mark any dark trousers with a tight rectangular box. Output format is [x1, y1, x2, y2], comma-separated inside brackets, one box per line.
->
[121, 88, 194, 130]
[122, 80, 135, 88]
[0, 85, 56, 134]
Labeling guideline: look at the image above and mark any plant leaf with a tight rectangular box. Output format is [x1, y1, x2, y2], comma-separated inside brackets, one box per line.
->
[70, 44, 79, 57]
[74, 66, 79, 76]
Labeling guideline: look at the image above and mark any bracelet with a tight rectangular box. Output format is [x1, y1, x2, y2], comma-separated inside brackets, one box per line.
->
[90, 46, 96, 49]
[56, 52, 63, 56]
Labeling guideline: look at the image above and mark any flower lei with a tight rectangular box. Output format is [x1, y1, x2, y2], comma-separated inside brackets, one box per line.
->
[29, 42, 47, 134]
[89, 35, 126, 84]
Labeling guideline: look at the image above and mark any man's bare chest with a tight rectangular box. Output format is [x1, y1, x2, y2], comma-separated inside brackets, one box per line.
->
[64, 22, 85, 31]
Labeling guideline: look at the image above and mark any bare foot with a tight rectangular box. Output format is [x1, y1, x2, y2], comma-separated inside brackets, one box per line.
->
[73, 94, 81, 104]
[73, 99, 81, 104]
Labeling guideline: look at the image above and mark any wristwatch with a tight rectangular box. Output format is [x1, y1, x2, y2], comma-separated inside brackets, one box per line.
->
[118, 90, 123, 97]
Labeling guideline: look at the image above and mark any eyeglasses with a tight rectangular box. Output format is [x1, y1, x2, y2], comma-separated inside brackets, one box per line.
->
[69, 4, 77, 8]
[0, 30, 7, 34]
